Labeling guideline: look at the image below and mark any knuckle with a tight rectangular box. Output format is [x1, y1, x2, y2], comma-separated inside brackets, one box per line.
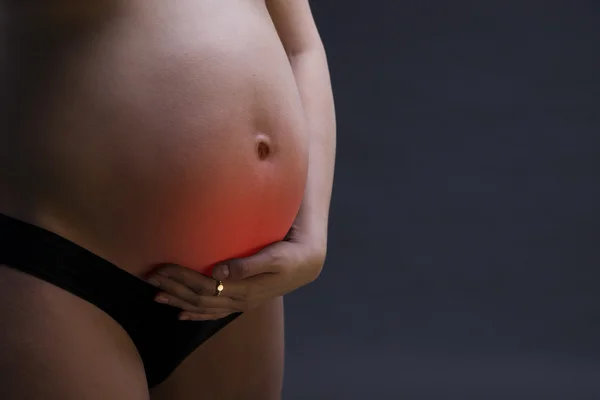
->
[191, 280, 212, 296]
[192, 296, 205, 308]
[268, 248, 284, 268]
[167, 285, 183, 298]
[198, 282, 213, 296]
[235, 260, 251, 277]
[163, 265, 180, 277]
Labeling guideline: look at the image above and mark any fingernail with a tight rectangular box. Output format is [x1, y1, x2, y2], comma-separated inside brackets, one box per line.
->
[155, 296, 169, 304]
[148, 278, 160, 287]
[213, 265, 229, 279]
[179, 315, 190, 321]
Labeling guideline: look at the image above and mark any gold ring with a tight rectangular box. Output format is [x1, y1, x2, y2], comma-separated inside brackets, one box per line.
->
[215, 280, 224, 297]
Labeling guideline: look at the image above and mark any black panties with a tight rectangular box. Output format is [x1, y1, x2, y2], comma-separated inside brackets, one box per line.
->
[0, 213, 240, 388]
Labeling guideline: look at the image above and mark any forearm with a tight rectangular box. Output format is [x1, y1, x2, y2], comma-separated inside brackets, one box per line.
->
[290, 44, 337, 245]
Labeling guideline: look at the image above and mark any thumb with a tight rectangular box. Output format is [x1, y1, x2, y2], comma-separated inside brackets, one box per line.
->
[212, 242, 288, 281]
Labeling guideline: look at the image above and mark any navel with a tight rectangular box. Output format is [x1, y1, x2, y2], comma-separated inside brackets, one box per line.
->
[255, 133, 273, 161]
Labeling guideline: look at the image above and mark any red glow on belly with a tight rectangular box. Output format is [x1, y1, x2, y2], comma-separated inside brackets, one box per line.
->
[164, 161, 306, 277]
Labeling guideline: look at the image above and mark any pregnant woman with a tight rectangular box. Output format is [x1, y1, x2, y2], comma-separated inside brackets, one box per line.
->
[0, 1, 336, 399]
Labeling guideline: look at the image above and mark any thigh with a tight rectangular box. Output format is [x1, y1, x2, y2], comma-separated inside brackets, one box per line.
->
[150, 297, 285, 400]
[0, 266, 149, 400]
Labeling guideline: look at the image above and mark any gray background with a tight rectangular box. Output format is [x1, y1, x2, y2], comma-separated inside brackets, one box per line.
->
[283, 1, 600, 398]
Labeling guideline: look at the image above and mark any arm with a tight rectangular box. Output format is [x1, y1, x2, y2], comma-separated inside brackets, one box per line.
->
[267, 0, 337, 255]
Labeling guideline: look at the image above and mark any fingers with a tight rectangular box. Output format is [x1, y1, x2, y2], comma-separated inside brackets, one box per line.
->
[155, 292, 238, 315]
[150, 266, 250, 300]
[149, 273, 206, 305]
[153, 264, 253, 300]
[154, 267, 250, 300]
[153, 264, 216, 295]
[148, 264, 278, 318]
[180, 312, 235, 322]
[212, 241, 289, 281]
[149, 273, 247, 312]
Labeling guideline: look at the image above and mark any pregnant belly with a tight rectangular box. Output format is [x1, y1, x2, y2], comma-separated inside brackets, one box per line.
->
[18, 1, 309, 276]
[38, 105, 308, 278]
[155, 128, 308, 276]
[147, 134, 307, 276]
[47, 126, 309, 277]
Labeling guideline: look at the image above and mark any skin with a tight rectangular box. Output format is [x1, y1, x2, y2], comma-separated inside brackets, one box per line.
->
[0, 1, 335, 399]
[147, 0, 336, 320]
[148, 4, 336, 398]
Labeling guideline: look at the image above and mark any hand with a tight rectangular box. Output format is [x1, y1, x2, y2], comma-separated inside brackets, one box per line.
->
[146, 224, 326, 321]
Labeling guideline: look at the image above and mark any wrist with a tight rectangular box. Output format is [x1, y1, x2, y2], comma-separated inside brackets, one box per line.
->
[294, 203, 329, 249]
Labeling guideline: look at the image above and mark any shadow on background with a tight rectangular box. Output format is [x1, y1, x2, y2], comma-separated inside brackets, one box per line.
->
[283, 1, 600, 398]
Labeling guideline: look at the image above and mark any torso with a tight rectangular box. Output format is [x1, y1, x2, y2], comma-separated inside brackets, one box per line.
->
[1, 0, 309, 276]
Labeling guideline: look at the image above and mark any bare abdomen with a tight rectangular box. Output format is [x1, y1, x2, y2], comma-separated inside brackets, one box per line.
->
[6, 1, 308, 276]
